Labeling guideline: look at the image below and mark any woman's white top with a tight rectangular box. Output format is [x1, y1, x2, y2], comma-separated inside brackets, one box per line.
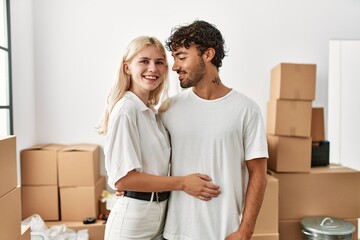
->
[104, 91, 171, 190]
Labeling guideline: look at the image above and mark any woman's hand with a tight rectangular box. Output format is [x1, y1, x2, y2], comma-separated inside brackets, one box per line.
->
[182, 173, 221, 201]
[115, 190, 125, 196]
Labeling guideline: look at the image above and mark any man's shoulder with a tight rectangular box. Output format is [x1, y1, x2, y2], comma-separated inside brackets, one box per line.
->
[229, 90, 259, 107]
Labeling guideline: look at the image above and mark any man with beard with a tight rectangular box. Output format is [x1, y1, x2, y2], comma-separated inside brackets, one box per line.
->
[159, 20, 269, 240]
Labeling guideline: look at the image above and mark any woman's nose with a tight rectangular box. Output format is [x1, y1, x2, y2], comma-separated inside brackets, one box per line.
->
[148, 61, 156, 72]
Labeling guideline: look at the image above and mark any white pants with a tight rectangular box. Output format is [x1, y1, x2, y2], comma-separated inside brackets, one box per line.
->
[105, 196, 168, 240]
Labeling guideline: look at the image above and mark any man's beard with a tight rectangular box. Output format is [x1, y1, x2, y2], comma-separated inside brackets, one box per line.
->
[180, 58, 206, 89]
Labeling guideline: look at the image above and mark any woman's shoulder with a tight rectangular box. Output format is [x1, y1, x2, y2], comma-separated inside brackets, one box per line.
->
[111, 92, 144, 118]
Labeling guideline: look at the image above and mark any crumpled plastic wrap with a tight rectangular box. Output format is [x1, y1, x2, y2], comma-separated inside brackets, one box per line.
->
[21, 214, 89, 240]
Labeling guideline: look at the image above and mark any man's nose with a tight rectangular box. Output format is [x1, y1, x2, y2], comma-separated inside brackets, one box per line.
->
[172, 61, 179, 72]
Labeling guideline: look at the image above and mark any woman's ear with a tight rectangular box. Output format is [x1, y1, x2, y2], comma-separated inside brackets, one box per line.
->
[124, 63, 131, 75]
[203, 48, 215, 63]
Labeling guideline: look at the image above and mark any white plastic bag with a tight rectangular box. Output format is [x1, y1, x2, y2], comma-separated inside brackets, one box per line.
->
[21, 214, 89, 240]
[21, 214, 49, 239]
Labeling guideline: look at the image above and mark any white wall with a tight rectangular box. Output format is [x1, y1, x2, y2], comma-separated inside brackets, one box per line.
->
[10, 0, 36, 183]
[10, 0, 360, 176]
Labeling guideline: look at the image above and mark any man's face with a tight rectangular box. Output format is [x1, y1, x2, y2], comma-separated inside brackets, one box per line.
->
[171, 45, 206, 88]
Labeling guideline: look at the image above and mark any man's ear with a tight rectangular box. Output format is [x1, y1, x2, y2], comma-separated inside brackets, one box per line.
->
[203, 48, 215, 63]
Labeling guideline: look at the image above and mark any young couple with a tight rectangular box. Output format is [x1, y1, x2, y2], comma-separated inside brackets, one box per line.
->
[98, 20, 268, 240]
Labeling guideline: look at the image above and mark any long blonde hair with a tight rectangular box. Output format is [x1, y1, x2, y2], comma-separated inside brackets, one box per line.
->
[97, 36, 169, 135]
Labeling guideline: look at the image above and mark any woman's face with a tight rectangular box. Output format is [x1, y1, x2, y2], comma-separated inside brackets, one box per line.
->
[125, 45, 167, 99]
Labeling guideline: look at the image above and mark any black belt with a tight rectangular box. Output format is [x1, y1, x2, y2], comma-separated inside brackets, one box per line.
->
[124, 191, 170, 202]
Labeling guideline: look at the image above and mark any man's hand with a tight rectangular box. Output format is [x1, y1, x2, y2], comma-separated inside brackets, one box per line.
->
[225, 226, 253, 240]
[182, 173, 221, 201]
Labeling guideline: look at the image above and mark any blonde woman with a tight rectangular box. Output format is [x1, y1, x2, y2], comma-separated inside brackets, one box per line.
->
[98, 36, 220, 240]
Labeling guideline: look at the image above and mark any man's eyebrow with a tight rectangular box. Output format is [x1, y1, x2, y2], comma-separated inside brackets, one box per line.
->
[173, 51, 187, 57]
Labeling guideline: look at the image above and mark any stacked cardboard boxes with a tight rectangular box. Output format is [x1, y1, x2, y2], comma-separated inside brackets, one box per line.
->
[21, 143, 105, 223]
[266, 63, 359, 240]
[0, 136, 22, 239]
[20, 143, 106, 239]
[58, 144, 105, 221]
[21, 144, 64, 220]
[267, 63, 316, 173]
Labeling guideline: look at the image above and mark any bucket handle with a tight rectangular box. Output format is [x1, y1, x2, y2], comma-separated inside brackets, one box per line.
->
[320, 217, 334, 226]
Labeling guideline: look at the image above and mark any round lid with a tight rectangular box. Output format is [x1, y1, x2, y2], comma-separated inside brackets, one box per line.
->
[301, 217, 355, 236]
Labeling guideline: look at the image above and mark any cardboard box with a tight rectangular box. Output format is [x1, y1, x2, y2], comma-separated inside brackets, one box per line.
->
[254, 174, 279, 234]
[0, 135, 17, 198]
[279, 219, 302, 240]
[268, 165, 360, 220]
[0, 187, 22, 240]
[46, 220, 106, 240]
[279, 218, 358, 240]
[21, 185, 59, 221]
[251, 233, 279, 240]
[267, 99, 312, 137]
[267, 135, 311, 173]
[60, 176, 105, 221]
[21, 144, 64, 185]
[270, 63, 316, 100]
[58, 144, 100, 187]
[311, 107, 325, 141]
[17, 225, 31, 240]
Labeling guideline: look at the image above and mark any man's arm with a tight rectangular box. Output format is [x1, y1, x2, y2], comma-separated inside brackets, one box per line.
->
[225, 157, 267, 240]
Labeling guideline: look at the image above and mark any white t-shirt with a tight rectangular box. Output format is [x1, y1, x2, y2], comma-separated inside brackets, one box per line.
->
[160, 89, 268, 240]
[104, 91, 171, 190]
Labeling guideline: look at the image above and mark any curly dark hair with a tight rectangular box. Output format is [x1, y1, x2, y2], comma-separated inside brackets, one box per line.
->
[165, 20, 226, 69]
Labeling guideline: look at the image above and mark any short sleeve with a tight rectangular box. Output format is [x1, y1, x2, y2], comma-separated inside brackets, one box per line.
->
[105, 109, 142, 190]
[243, 106, 269, 161]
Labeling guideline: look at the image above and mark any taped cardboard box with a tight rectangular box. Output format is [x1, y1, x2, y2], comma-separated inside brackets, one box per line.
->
[58, 144, 100, 187]
[270, 63, 316, 101]
[0, 135, 17, 198]
[60, 176, 105, 221]
[251, 233, 279, 240]
[267, 134, 311, 173]
[311, 107, 325, 142]
[267, 99, 312, 138]
[21, 185, 60, 221]
[21, 144, 64, 185]
[268, 165, 360, 220]
[0, 187, 22, 240]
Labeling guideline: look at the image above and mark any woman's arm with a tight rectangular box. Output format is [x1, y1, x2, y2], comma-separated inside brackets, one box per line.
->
[115, 170, 221, 201]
